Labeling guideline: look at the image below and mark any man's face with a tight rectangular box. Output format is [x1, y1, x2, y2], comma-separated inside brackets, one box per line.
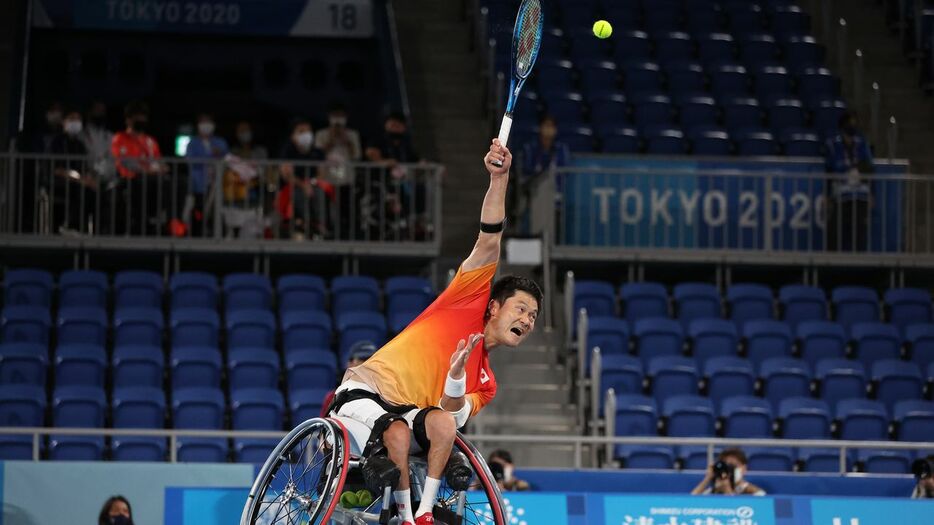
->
[385, 118, 406, 135]
[540, 120, 557, 140]
[485, 291, 539, 347]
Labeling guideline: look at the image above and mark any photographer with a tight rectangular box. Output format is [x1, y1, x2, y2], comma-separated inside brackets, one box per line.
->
[911, 456, 934, 498]
[691, 448, 766, 496]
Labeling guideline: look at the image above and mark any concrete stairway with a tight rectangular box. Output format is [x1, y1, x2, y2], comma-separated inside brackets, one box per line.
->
[392, 0, 495, 257]
[820, 0, 934, 172]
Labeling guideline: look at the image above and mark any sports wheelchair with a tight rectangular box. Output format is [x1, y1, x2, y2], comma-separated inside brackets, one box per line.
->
[240, 417, 508, 525]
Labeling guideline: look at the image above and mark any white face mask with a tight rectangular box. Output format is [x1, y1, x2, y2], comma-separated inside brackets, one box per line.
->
[64, 120, 83, 135]
[295, 131, 313, 149]
[237, 131, 252, 144]
[503, 464, 515, 482]
[198, 122, 215, 136]
[330, 117, 347, 127]
[733, 467, 744, 485]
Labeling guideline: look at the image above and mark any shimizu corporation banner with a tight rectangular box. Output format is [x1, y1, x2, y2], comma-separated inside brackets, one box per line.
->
[603, 495, 774, 525]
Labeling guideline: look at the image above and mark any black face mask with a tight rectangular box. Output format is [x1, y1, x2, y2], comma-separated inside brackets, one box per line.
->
[132, 119, 148, 134]
[111, 516, 133, 525]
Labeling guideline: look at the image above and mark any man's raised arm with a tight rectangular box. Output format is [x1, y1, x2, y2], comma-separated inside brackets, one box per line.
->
[462, 138, 512, 272]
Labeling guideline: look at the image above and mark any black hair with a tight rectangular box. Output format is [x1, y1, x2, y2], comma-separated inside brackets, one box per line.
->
[329, 101, 347, 113]
[489, 449, 514, 464]
[124, 100, 149, 119]
[718, 448, 748, 466]
[486, 275, 543, 321]
[197, 112, 213, 121]
[290, 116, 311, 132]
[98, 495, 132, 525]
[386, 111, 407, 124]
[539, 114, 557, 126]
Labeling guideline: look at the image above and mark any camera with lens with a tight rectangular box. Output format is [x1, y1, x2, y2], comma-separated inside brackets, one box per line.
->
[713, 460, 736, 488]
[912, 457, 933, 481]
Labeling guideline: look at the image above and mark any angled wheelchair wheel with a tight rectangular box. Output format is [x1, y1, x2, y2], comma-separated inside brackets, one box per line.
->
[240, 418, 349, 525]
[425, 432, 508, 525]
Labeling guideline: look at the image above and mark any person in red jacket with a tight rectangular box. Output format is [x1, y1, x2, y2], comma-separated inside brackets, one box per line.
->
[110, 100, 167, 235]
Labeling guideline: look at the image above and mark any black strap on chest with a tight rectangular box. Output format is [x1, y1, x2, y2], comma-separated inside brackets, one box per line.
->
[328, 388, 417, 417]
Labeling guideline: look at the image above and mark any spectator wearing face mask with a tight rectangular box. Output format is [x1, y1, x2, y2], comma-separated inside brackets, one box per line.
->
[84, 101, 116, 186]
[184, 112, 230, 237]
[44, 109, 96, 233]
[362, 113, 425, 239]
[222, 121, 272, 238]
[97, 495, 134, 525]
[488, 449, 530, 491]
[36, 101, 65, 153]
[110, 100, 166, 235]
[825, 111, 874, 252]
[691, 448, 766, 496]
[517, 114, 570, 233]
[315, 103, 362, 238]
[278, 118, 330, 239]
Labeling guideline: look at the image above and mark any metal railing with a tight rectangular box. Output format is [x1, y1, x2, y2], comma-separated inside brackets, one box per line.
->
[0, 153, 442, 256]
[1, 426, 930, 473]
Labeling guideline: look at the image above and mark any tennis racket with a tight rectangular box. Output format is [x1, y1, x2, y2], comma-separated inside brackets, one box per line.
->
[492, 0, 543, 167]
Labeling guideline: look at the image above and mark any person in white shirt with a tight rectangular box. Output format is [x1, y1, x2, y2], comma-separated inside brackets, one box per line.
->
[691, 448, 767, 496]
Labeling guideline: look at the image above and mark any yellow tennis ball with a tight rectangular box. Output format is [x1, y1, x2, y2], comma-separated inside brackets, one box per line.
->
[593, 20, 612, 39]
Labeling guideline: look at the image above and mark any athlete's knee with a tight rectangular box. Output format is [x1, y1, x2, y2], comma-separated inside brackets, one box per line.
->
[426, 410, 457, 441]
[382, 420, 411, 452]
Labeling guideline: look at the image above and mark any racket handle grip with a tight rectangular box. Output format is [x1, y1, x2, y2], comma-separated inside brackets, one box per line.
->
[491, 114, 513, 168]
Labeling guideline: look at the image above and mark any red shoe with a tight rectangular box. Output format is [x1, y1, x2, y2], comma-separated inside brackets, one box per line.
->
[414, 513, 435, 525]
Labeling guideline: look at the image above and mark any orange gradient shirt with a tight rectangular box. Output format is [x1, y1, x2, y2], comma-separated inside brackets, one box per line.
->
[346, 262, 498, 416]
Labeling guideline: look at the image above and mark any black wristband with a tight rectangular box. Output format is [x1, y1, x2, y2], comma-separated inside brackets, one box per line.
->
[480, 219, 506, 234]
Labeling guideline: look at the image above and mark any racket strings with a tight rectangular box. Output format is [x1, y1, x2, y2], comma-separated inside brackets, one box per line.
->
[514, 2, 542, 78]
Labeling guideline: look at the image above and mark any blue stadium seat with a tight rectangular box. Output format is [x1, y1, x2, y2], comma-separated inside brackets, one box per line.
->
[678, 445, 713, 470]
[588, 93, 629, 128]
[725, 4, 765, 35]
[653, 32, 695, 63]
[574, 280, 617, 324]
[769, 4, 811, 35]
[612, 394, 658, 436]
[0, 342, 47, 387]
[781, 129, 823, 156]
[286, 349, 338, 393]
[644, 7, 683, 33]
[290, 388, 332, 425]
[872, 360, 923, 412]
[734, 129, 779, 155]
[113, 307, 164, 347]
[697, 33, 738, 64]
[112, 344, 164, 388]
[114, 270, 163, 310]
[614, 445, 676, 469]
[226, 309, 276, 350]
[223, 273, 272, 313]
[56, 307, 107, 346]
[907, 323, 934, 366]
[720, 395, 773, 438]
[704, 357, 755, 406]
[739, 33, 780, 64]
[170, 346, 223, 389]
[710, 63, 751, 97]
[885, 288, 932, 335]
[726, 283, 773, 328]
[648, 356, 699, 403]
[170, 308, 220, 348]
[894, 400, 934, 441]
[112, 386, 166, 461]
[232, 388, 284, 461]
[631, 93, 675, 126]
[587, 316, 630, 365]
[541, 92, 585, 125]
[836, 398, 889, 441]
[277, 274, 327, 313]
[677, 94, 719, 131]
[779, 284, 827, 328]
[386, 276, 433, 316]
[235, 438, 281, 464]
[331, 276, 380, 319]
[781, 35, 825, 68]
[722, 96, 763, 130]
[172, 387, 227, 462]
[614, 31, 652, 63]
[798, 320, 847, 365]
[536, 59, 576, 92]
[59, 270, 108, 309]
[796, 67, 839, 99]
[281, 310, 332, 353]
[50, 385, 104, 460]
[753, 65, 794, 99]
[743, 319, 794, 369]
[623, 61, 665, 95]
[800, 448, 851, 473]
[0, 384, 46, 459]
[644, 126, 687, 155]
[337, 312, 387, 363]
[673, 282, 721, 328]
[600, 355, 644, 414]
[539, 28, 566, 59]
[169, 272, 218, 310]
[689, 318, 738, 362]
[761, 357, 812, 409]
[599, 126, 641, 153]
[833, 286, 880, 331]
[811, 98, 848, 136]
[858, 449, 912, 473]
[389, 310, 420, 334]
[664, 61, 706, 95]
[228, 347, 280, 389]
[746, 447, 795, 472]
[54, 344, 106, 387]
[815, 358, 867, 408]
[2, 268, 53, 308]
[634, 317, 685, 363]
[690, 127, 733, 155]
[558, 126, 596, 152]
[1, 306, 51, 345]
[851, 322, 901, 369]
[767, 98, 807, 131]
[663, 395, 716, 437]
[685, 1, 723, 33]
[779, 397, 831, 439]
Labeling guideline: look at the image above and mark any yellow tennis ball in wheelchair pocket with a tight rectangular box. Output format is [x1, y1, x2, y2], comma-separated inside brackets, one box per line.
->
[592, 20, 612, 39]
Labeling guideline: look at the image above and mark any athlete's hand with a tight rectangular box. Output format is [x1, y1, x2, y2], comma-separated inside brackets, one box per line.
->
[484, 139, 511, 179]
[449, 333, 484, 380]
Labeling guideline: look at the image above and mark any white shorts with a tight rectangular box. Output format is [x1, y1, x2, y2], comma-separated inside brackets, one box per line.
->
[330, 380, 425, 456]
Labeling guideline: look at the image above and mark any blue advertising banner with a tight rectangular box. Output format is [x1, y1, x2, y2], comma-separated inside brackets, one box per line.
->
[32, 0, 375, 38]
[809, 497, 933, 525]
[603, 495, 775, 525]
[561, 156, 905, 253]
